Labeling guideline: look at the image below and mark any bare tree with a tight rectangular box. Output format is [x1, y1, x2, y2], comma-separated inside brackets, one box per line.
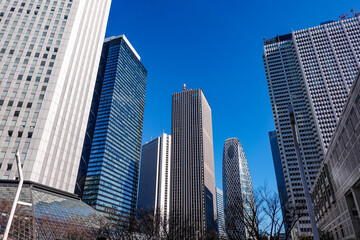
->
[260, 185, 305, 240]
[222, 184, 305, 240]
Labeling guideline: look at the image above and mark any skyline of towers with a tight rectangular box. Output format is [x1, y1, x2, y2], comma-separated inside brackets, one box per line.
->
[264, 15, 360, 236]
[137, 133, 172, 234]
[78, 35, 147, 222]
[0, 0, 111, 192]
[222, 137, 255, 239]
[170, 88, 217, 237]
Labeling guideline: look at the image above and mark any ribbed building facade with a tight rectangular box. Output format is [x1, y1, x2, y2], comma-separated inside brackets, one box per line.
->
[137, 133, 171, 234]
[264, 15, 360, 236]
[78, 35, 147, 222]
[223, 137, 254, 239]
[170, 88, 217, 237]
[0, 0, 111, 192]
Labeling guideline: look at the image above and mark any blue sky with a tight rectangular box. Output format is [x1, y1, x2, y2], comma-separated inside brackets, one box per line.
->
[105, 0, 360, 193]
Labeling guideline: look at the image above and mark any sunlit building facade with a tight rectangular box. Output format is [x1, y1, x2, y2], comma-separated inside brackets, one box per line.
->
[78, 35, 147, 223]
[137, 133, 171, 234]
[0, 0, 111, 193]
[223, 137, 254, 239]
[263, 15, 360, 236]
[170, 88, 217, 237]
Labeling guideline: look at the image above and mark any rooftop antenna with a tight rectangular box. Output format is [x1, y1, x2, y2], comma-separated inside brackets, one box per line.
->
[351, 9, 356, 17]
[183, 84, 186, 91]
[339, 13, 348, 20]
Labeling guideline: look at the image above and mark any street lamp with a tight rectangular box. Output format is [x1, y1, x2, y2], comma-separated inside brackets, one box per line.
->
[288, 105, 320, 240]
[3, 151, 32, 240]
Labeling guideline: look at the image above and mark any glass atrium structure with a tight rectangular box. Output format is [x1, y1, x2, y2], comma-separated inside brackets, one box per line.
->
[0, 181, 107, 240]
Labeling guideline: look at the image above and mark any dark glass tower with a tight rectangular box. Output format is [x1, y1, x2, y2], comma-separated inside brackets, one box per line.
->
[269, 131, 289, 228]
[75, 35, 147, 223]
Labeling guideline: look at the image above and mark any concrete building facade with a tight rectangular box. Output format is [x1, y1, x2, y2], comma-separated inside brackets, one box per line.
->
[170, 88, 217, 237]
[311, 72, 360, 239]
[137, 133, 171, 234]
[0, 0, 111, 192]
[263, 15, 360, 236]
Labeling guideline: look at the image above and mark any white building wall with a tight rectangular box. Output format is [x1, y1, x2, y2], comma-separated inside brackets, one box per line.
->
[264, 16, 360, 236]
[0, 0, 111, 193]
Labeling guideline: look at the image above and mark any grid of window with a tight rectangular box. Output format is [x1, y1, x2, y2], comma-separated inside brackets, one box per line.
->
[81, 36, 147, 224]
[170, 89, 217, 237]
[0, 0, 111, 192]
[0, 181, 108, 239]
[0, 0, 70, 177]
[311, 73, 360, 239]
[293, 17, 360, 150]
[223, 138, 255, 239]
[264, 17, 360, 235]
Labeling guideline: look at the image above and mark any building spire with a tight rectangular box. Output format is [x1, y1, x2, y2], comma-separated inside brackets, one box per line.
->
[183, 84, 186, 91]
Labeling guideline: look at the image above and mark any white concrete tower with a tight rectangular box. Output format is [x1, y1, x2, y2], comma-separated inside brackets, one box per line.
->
[0, 0, 111, 193]
[264, 15, 360, 236]
[137, 133, 172, 235]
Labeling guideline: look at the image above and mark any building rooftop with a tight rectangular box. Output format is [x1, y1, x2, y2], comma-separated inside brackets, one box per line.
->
[105, 34, 141, 61]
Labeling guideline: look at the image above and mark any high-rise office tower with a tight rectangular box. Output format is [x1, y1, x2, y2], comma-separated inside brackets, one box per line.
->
[216, 188, 226, 240]
[137, 133, 171, 234]
[77, 35, 147, 222]
[223, 137, 255, 239]
[263, 15, 360, 236]
[170, 88, 217, 237]
[0, 0, 111, 192]
[268, 131, 289, 223]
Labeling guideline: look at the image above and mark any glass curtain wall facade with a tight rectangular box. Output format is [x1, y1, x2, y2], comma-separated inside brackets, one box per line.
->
[78, 35, 147, 223]
[269, 131, 289, 229]
[223, 137, 255, 239]
[216, 188, 226, 240]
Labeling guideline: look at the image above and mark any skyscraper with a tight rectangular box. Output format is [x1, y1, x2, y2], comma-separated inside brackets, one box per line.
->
[222, 137, 255, 239]
[268, 131, 289, 223]
[0, 0, 111, 192]
[77, 35, 147, 222]
[170, 88, 217, 237]
[263, 15, 360, 236]
[216, 188, 226, 240]
[137, 133, 171, 234]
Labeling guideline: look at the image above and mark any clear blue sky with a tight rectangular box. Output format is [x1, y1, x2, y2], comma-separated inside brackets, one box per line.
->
[105, 1, 360, 193]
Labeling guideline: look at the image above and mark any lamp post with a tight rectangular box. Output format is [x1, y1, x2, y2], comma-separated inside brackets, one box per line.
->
[3, 151, 32, 240]
[288, 105, 319, 240]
